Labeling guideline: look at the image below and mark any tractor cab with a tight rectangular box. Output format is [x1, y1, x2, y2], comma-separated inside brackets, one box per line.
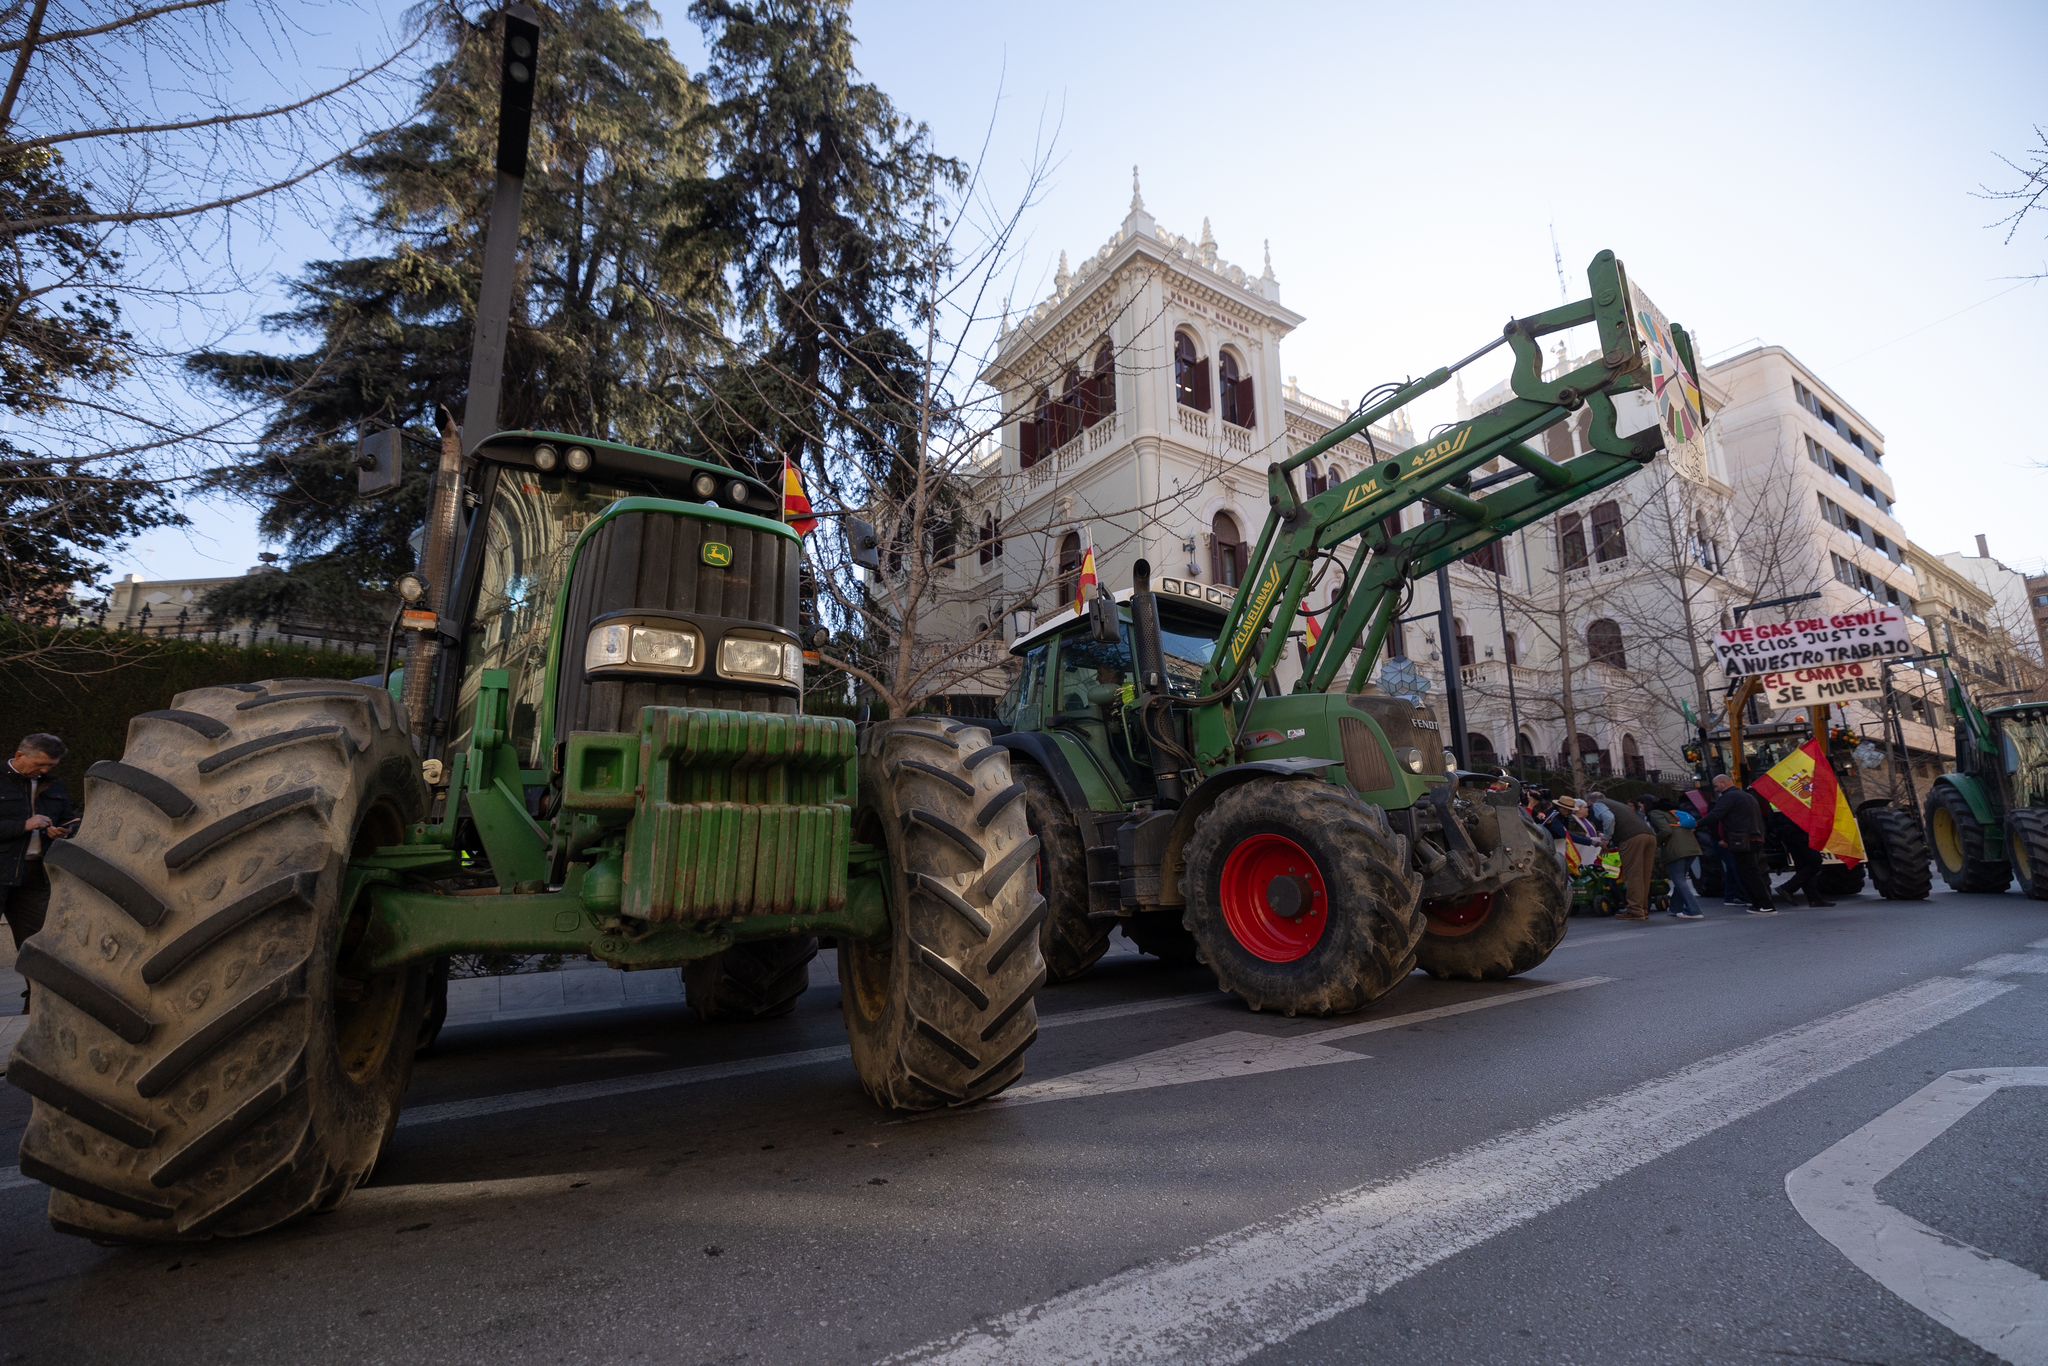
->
[1987, 702, 2048, 810]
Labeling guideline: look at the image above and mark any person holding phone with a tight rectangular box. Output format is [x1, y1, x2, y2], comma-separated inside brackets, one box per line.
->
[1, 733, 73, 1011]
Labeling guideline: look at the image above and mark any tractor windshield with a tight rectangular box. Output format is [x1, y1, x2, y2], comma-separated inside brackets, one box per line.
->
[2000, 709, 2048, 808]
[451, 465, 652, 767]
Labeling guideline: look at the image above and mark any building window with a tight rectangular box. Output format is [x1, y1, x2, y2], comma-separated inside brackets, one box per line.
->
[1454, 617, 1475, 669]
[929, 520, 956, 572]
[1175, 330, 1210, 411]
[1055, 366, 1083, 449]
[1575, 407, 1594, 453]
[1056, 532, 1083, 607]
[1543, 423, 1572, 463]
[1558, 512, 1588, 571]
[1303, 463, 1326, 498]
[1469, 733, 1497, 765]
[1020, 387, 1050, 467]
[1465, 539, 1505, 575]
[1591, 500, 1627, 562]
[1622, 734, 1645, 780]
[978, 514, 1004, 565]
[1088, 339, 1116, 425]
[1218, 349, 1255, 429]
[1211, 511, 1246, 587]
[1504, 632, 1519, 666]
[1587, 618, 1627, 669]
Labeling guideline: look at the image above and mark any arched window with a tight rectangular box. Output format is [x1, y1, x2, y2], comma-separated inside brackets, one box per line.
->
[1622, 733, 1646, 780]
[1557, 512, 1588, 572]
[1469, 734, 1497, 765]
[1055, 366, 1083, 449]
[1516, 731, 1537, 762]
[1087, 339, 1115, 425]
[1211, 511, 1246, 587]
[1543, 422, 1572, 463]
[1587, 617, 1627, 669]
[978, 514, 1004, 565]
[1056, 532, 1083, 607]
[1219, 349, 1254, 428]
[1575, 407, 1594, 452]
[1579, 733, 1612, 778]
[1303, 463, 1326, 498]
[1453, 616, 1474, 668]
[1504, 631, 1519, 667]
[1021, 387, 1050, 467]
[1174, 330, 1210, 411]
[1591, 500, 1627, 562]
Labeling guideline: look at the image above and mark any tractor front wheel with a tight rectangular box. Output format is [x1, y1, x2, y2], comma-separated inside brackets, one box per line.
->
[8, 680, 428, 1242]
[682, 937, 819, 1022]
[1927, 785, 2011, 893]
[1016, 765, 1111, 983]
[1859, 806, 1933, 901]
[1416, 860, 1569, 982]
[840, 719, 1044, 1110]
[1182, 781, 1422, 1017]
[2010, 809, 2048, 901]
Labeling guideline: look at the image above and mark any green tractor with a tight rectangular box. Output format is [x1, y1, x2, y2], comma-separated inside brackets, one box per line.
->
[1925, 665, 2048, 898]
[1001, 254, 1705, 1013]
[6, 11, 1044, 1241]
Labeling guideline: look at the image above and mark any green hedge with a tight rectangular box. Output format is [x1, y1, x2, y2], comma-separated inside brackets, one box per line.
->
[0, 625, 376, 799]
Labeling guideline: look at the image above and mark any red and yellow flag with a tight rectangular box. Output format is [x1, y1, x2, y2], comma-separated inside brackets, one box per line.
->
[781, 459, 817, 537]
[1072, 544, 1098, 616]
[1301, 602, 1323, 650]
[1752, 739, 1864, 866]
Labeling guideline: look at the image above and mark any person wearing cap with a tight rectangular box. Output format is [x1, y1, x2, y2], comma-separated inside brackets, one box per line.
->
[1, 733, 74, 1011]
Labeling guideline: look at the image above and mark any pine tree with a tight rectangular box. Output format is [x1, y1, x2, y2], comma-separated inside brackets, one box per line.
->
[191, 0, 726, 619]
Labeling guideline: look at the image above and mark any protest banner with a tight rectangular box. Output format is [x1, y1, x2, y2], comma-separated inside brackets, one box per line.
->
[1758, 662, 1886, 709]
[1713, 607, 1912, 677]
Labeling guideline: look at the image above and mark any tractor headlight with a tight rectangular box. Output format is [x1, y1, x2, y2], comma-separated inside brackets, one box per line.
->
[717, 633, 803, 687]
[693, 473, 718, 499]
[1398, 746, 1427, 774]
[565, 445, 592, 473]
[727, 479, 750, 506]
[584, 621, 702, 676]
[533, 443, 559, 472]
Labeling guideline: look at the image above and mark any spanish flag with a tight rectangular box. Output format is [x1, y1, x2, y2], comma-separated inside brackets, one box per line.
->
[1073, 542, 1098, 616]
[1301, 602, 1324, 650]
[1753, 739, 1864, 866]
[781, 459, 817, 537]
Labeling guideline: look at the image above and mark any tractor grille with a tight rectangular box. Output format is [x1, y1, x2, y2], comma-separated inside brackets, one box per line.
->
[1340, 716, 1395, 793]
[556, 511, 802, 742]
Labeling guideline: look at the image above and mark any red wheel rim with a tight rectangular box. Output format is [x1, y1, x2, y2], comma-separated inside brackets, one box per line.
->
[1425, 892, 1493, 939]
[1219, 834, 1328, 963]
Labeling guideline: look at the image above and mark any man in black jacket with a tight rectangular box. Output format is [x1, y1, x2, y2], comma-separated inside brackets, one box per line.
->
[1695, 773, 1777, 914]
[1, 733, 74, 1010]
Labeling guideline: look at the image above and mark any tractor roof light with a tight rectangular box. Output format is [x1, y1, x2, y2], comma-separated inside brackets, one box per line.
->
[533, 443, 559, 472]
[692, 473, 718, 499]
[565, 445, 592, 473]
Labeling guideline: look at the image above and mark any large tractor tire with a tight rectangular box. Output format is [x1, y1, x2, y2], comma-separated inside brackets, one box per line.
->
[1926, 785, 2011, 893]
[1016, 766, 1112, 983]
[7, 680, 429, 1242]
[2010, 809, 2048, 901]
[1859, 806, 1933, 901]
[1417, 860, 1570, 982]
[840, 719, 1044, 1110]
[681, 937, 819, 1022]
[1182, 781, 1423, 1017]
[1122, 911, 1199, 965]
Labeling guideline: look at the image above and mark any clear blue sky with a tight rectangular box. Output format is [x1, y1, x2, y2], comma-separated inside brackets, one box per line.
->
[125, 0, 2048, 583]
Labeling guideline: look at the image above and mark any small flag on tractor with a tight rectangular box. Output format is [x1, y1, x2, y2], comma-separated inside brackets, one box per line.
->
[1752, 739, 1865, 866]
[781, 459, 817, 537]
[1072, 539, 1098, 616]
[1301, 602, 1323, 650]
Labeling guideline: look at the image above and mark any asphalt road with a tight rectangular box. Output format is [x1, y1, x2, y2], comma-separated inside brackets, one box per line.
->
[3, 890, 2046, 1365]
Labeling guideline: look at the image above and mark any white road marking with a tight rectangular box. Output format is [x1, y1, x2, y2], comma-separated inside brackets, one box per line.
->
[1964, 953, 2048, 976]
[1787, 1067, 2048, 1365]
[890, 974, 2012, 1365]
[985, 977, 1608, 1110]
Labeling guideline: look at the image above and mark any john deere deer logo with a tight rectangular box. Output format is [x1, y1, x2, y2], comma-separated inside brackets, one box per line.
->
[703, 542, 733, 567]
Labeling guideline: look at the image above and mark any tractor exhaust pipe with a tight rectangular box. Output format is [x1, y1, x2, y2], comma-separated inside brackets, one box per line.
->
[1129, 560, 1186, 807]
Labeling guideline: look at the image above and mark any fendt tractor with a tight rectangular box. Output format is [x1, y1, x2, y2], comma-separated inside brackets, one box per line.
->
[1925, 662, 2048, 898]
[6, 10, 1043, 1242]
[1003, 256, 1707, 1014]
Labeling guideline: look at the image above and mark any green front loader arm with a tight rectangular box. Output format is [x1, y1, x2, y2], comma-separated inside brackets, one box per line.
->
[1201, 250, 1699, 705]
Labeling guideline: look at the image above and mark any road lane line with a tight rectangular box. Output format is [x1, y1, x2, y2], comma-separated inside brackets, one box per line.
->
[1962, 953, 2048, 976]
[982, 977, 1608, 1110]
[1788, 1067, 2048, 1364]
[890, 974, 2013, 1365]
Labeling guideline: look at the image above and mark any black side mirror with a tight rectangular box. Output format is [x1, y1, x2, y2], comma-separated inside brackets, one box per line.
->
[847, 517, 881, 572]
[357, 428, 405, 497]
[1088, 584, 1120, 644]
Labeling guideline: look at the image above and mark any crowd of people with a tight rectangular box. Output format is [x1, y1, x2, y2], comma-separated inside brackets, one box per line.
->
[1522, 771, 1834, 922]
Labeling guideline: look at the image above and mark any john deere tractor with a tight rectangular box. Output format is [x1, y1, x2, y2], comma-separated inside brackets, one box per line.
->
[6, 10, 1043, 1241]
[1925, 664, 2048, 898]
[1001, 254, 1704, 1013]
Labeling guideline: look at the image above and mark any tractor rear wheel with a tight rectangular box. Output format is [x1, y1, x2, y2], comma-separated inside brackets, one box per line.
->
[1016, 766, 1111, 983]
[682, 937, 819, 1022]
[1416, 861, 1570, 981]
[1122, 911, 1198, 965]
[1859, 806, 1933, 900]
[1182, 781, 1423, 1017]
[7, 679, 428, 1242]
[2010, 809, 2048, 900]
[1926, 785, 2011, 893]
[840, 719, 1044, 1110]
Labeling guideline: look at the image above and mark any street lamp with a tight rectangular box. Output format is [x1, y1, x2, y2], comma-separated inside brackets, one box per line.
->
[1010, 602, 1037, 639]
